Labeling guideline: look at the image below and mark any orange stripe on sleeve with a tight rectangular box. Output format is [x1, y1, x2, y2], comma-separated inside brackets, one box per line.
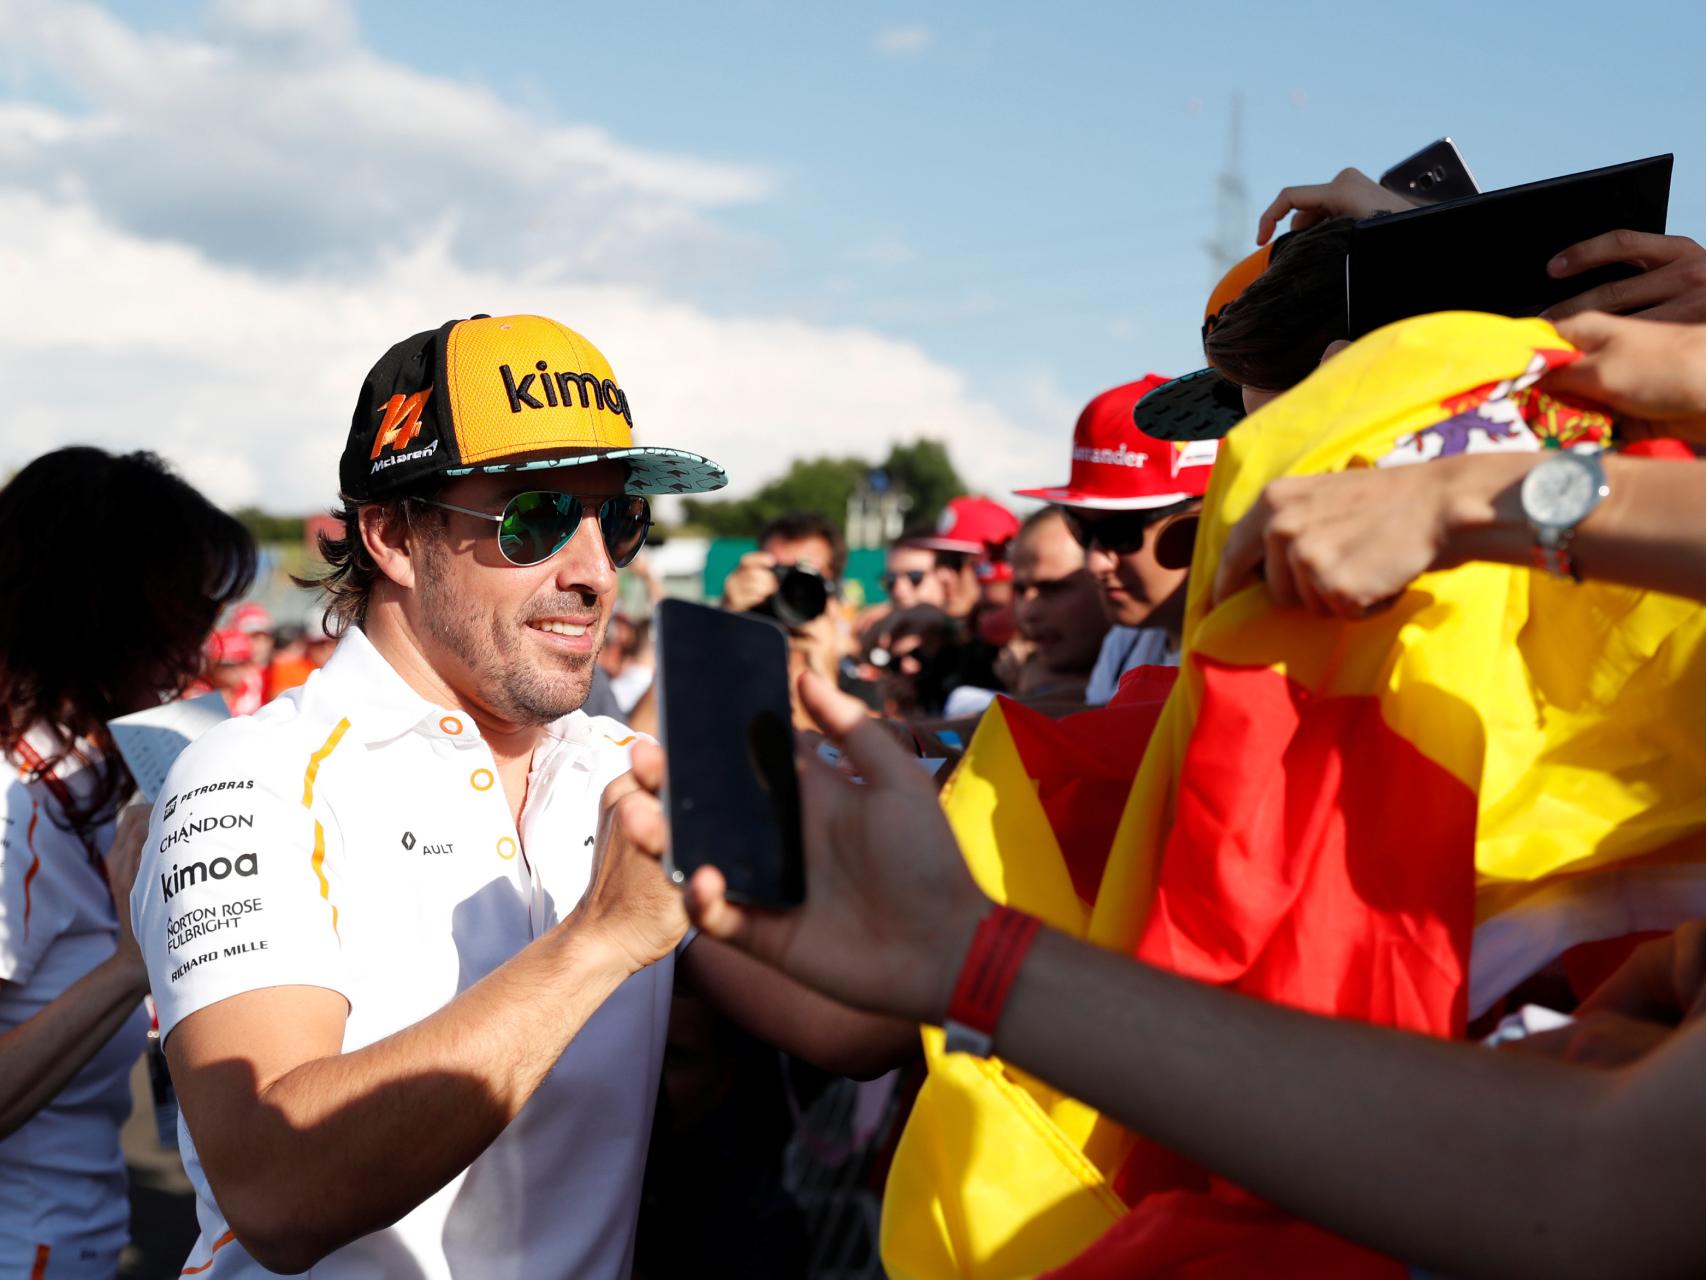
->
[29, 1242, 49, 1280]
[301, 719, 351, 940]
[180, 1230, 236, 1275]
[301, 718, 351, 808]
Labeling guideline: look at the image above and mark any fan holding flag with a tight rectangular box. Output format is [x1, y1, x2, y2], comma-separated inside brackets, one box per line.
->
[657, 308, 1706, 1280]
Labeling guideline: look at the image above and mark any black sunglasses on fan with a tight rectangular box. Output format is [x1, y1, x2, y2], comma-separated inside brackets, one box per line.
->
[1061, 502, 1193, 556]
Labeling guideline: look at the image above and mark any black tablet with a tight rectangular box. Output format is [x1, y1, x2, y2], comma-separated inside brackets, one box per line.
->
[1346, 154, 1672, 338]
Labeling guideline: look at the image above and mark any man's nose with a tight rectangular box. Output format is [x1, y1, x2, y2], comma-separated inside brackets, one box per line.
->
[552, 508, 620, 596]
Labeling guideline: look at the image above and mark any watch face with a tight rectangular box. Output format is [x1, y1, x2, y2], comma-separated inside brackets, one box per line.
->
[1522, 453, 1601, 526]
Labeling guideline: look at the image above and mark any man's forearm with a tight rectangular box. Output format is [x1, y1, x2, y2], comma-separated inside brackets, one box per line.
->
[0, 953, 146, 1139]
[202, 918, 635, 1271]
[1444, 453, 1706, 601]
[993, 929, 1704, 1279]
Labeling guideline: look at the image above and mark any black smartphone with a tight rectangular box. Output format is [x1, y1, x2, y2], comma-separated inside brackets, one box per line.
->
[654, 599, 805, 908]
[1380, 138, 1479, 205]
[1348, 153, 1672, 337]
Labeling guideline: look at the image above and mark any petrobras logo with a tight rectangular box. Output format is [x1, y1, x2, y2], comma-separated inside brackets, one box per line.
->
[499, 360, 633, 427]
[160, 852, 259, 903]
[162, 778, 255, 822]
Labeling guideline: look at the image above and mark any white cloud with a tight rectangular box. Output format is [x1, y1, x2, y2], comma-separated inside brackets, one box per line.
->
[0, 2, 1061, 517]
[874, 25, 931, 57]
[0, 0, 773, 283]
[0, 188, 1058, 513]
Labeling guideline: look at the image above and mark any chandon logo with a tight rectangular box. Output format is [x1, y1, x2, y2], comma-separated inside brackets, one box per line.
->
[159, 813, 254, 854]
[160, 852, 259, 903]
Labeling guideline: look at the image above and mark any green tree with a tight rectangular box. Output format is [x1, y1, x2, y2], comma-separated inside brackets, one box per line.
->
[234, 507, 307, 544]
[679, 439, 966, 539]
[880, 439, 962, 531]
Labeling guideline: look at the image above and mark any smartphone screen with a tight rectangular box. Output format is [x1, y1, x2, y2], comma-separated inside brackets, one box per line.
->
[654, 599, 805, 908]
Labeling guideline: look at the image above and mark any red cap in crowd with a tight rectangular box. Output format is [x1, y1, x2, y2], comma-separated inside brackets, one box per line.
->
[230, 602, 273, 635]
[207, 629, 255, 665]
[910, 496, 1021, 556]
[1014, 376, 1219, 511]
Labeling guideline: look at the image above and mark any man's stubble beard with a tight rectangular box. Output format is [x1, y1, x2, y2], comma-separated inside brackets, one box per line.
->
[415, 537, 600, 725]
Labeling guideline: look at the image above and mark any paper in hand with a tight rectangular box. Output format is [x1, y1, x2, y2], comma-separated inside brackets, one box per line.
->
[108, 692, 231, 803]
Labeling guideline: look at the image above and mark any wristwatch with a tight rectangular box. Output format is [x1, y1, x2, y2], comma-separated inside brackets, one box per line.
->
[1520, 450, 1609, 582]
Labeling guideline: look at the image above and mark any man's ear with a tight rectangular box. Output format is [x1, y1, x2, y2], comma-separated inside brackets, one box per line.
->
[1153, 514, 1201, 571]
[359, 502, 421, 592]
[1320, 338, 1353, 365]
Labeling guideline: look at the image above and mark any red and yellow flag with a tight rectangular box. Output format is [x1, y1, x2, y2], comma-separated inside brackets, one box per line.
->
[881, 313, 1706, 1278]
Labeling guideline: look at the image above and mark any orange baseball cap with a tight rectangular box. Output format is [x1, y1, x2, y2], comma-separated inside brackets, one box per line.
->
[1015, 376, 1219, 510]
[1135, 233, 1298, 443]
[340, 314, 727, 500]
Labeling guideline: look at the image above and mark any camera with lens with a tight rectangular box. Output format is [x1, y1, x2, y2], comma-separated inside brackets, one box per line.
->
[748, 562, 833, 629]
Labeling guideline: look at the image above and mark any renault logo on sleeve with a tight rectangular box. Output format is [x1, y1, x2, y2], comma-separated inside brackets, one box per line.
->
[401, 832, 416, 851]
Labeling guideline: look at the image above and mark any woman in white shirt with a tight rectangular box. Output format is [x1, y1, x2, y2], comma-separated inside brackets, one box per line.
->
[0, 447, 255, 1277]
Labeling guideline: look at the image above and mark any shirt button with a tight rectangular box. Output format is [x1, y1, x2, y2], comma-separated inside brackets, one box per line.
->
[470, 768, 494, 792]
[496, 837, 517, 860]
[439, 716, 464, 736]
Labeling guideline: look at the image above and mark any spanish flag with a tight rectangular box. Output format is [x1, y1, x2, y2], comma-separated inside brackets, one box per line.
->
[881, 313, 1706, 1278]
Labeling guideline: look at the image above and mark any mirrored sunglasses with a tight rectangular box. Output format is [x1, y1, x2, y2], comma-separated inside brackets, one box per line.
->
[421, 491, 651, 568]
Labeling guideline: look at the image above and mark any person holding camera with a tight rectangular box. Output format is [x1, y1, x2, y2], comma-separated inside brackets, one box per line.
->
[721, 513, 852, 727]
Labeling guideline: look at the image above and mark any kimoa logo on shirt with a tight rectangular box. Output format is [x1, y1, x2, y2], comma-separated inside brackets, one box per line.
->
[160, 852, 259, 902]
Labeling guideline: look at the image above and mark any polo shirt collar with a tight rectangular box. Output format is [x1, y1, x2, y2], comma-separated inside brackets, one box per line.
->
[310, 627, 601, 753]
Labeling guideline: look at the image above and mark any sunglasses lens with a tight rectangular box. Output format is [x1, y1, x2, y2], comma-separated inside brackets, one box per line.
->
[499, 492, 580, 566]
[598, 496, 650, 568]
[1063, 510, 1151, 555]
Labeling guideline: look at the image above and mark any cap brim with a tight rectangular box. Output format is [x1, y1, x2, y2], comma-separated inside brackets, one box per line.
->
[1013, 485, 1199, 511]
[906, 536, 986, 554]
[445, 445, 727, 496]
[1133, 368, 1246, 442]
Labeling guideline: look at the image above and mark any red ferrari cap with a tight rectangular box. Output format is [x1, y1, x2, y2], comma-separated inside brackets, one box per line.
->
[911, 496, 1021, 555]
[1015, 376, 1220, 511]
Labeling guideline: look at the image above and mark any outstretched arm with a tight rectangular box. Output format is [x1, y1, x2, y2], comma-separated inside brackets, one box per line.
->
[681, 674, 1706, 1280]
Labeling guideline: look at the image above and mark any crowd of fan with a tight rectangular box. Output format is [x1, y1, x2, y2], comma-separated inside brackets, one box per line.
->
[6, 149, 1706, 1280]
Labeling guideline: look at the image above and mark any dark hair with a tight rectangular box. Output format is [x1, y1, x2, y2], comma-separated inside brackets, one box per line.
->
[302, 491, 444, 636]
[1204, 217, 1355, 393]
[757, 511, 847, 581]
[0, 448, 256, 836]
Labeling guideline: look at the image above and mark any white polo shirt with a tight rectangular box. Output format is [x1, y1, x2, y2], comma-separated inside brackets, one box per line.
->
[134, 628, 674, 1279]
[0, 733, 148, 1279]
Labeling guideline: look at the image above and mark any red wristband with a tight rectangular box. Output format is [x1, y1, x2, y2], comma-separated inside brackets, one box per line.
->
[943, 905, 1041, 1057]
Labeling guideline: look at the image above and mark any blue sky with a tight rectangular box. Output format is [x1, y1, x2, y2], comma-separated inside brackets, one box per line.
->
[6, 0, 1702, 510]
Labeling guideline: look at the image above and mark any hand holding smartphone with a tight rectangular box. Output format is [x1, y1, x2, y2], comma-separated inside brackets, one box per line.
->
[654, 600, 805, 908]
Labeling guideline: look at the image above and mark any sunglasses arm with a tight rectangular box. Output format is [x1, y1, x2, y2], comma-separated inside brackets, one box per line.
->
[417, 498, 504, 525]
